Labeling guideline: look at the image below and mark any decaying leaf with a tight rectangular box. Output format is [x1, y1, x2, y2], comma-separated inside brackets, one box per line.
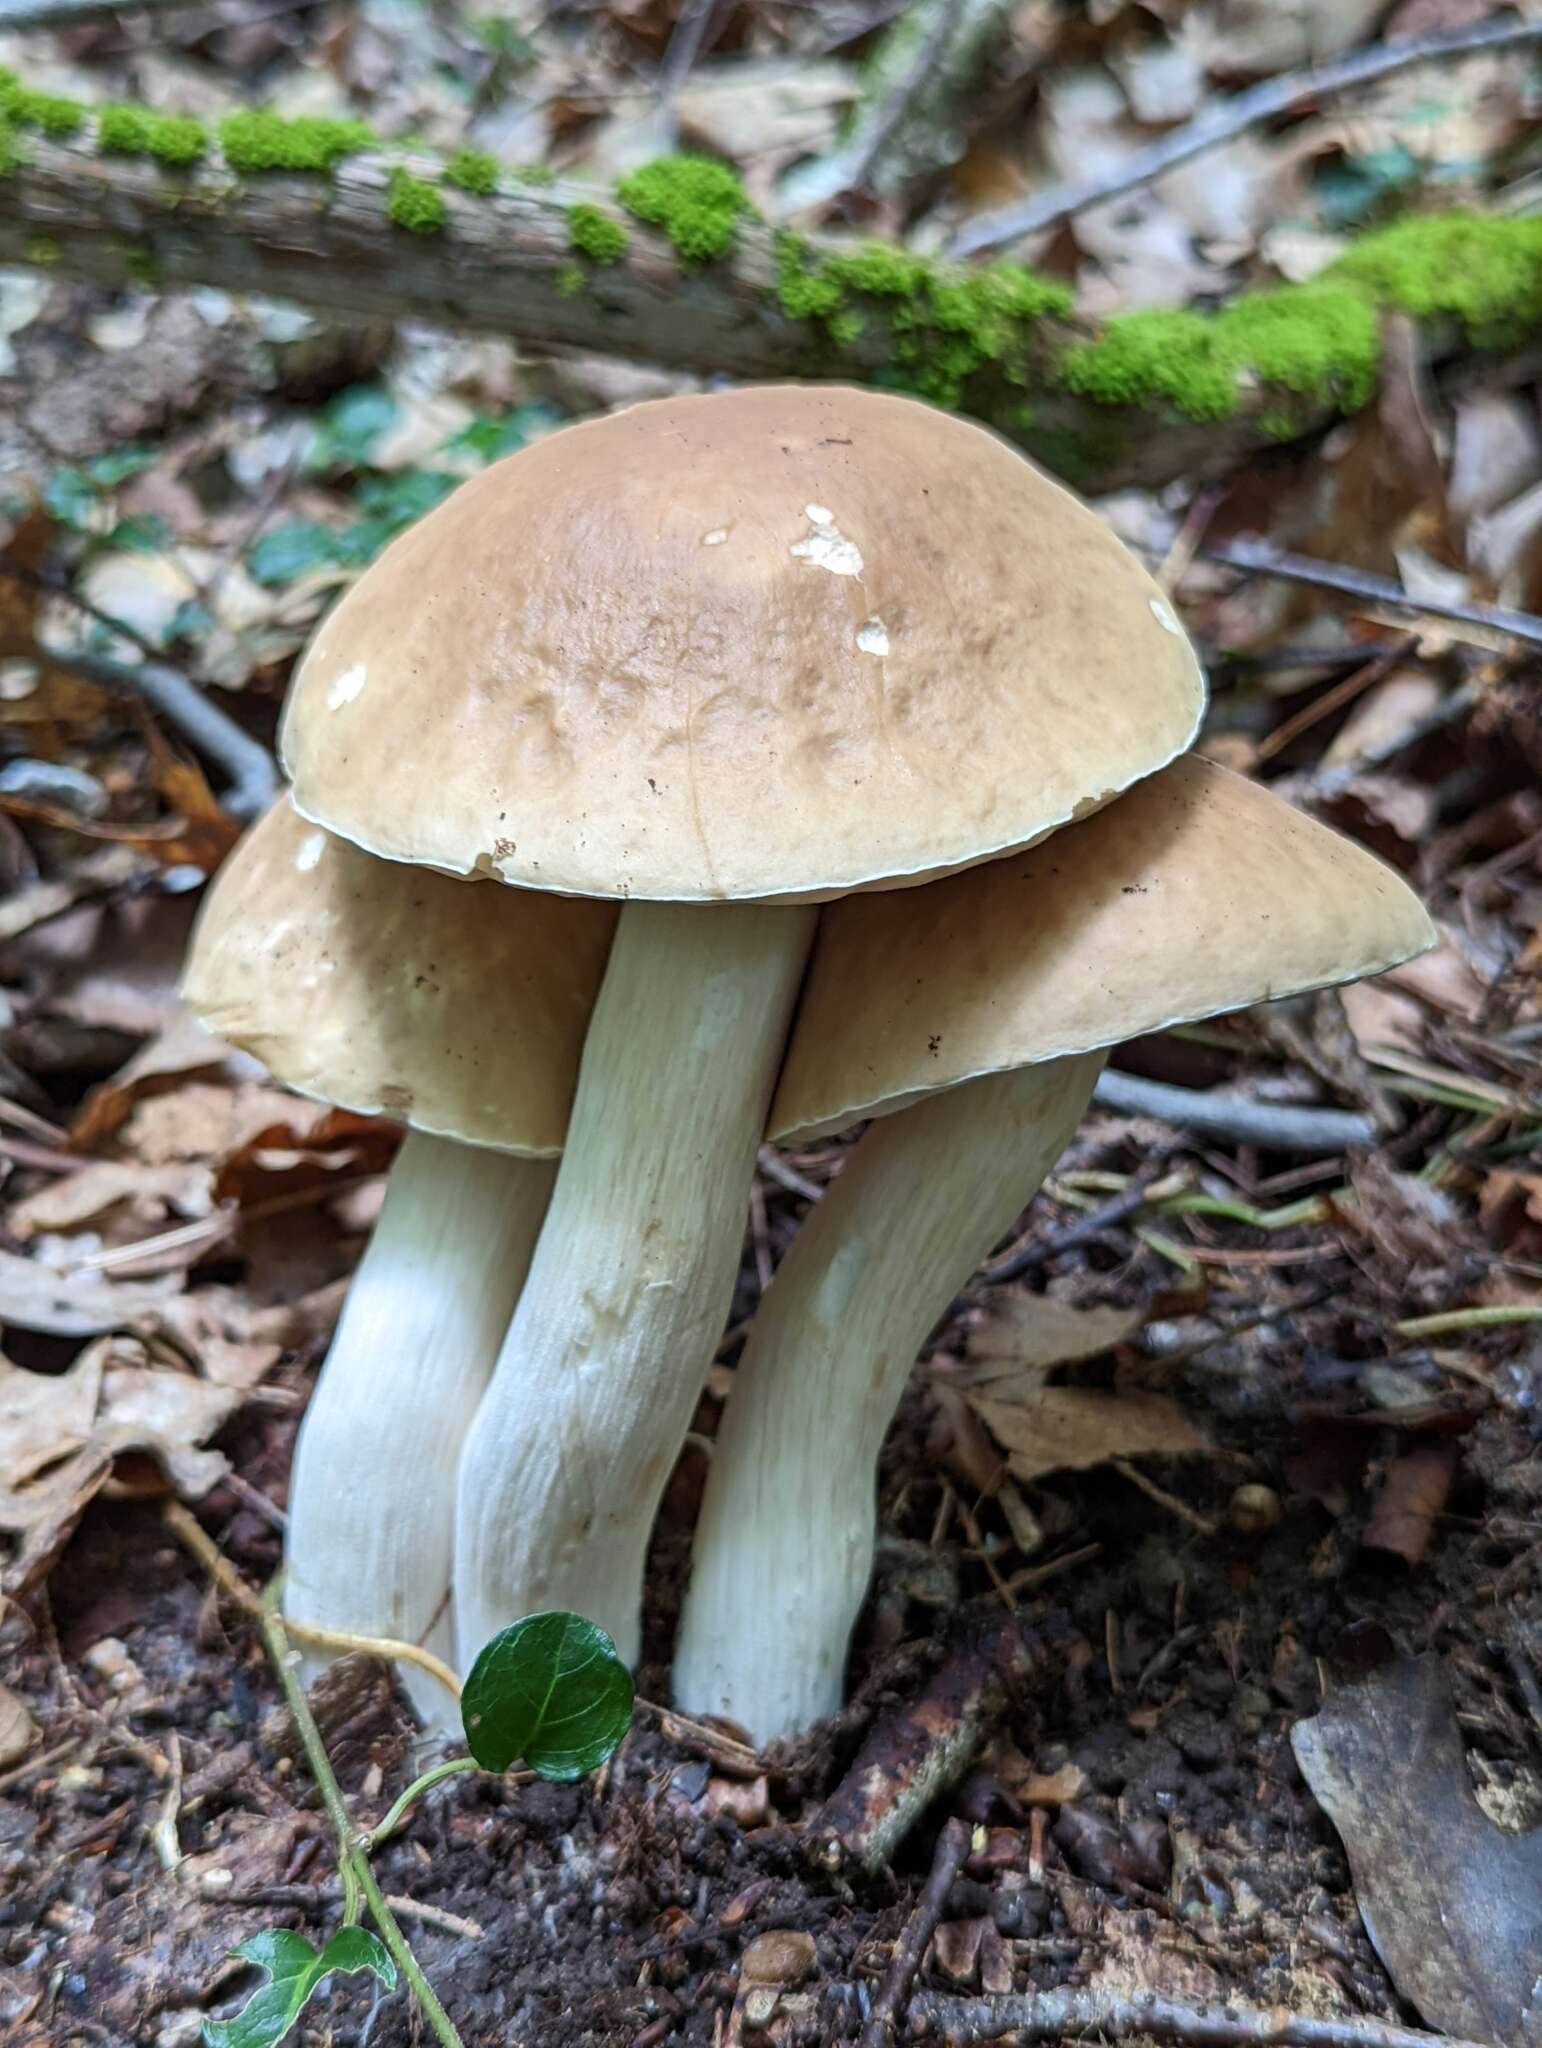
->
[1292, 1653, 1542, 2047]
[958, 1295, 1146, 1383]
[0, 1337, 241, 1598]
[0, 1245, 182, 1337]
[1362, 1442, 1457, 1566]
[940, 1294, 1208, 1484]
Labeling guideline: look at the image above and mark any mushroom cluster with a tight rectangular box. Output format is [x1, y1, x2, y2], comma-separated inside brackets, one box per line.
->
[182, 383, 1431, 1739]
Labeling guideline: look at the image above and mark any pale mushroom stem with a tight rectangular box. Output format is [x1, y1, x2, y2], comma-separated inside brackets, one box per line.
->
[286, 1130, 556, 1731]
[453, 901, 817, 1671]
[674, 1050, 1106, 1744]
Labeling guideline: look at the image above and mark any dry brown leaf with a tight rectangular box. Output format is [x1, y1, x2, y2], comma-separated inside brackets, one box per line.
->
[111, 1078, 321, 1168]
[1363, 1442, 1457, 1566]
[971, 1384, 1211, 1484]
[1293, 1654, 1542, 2046]
[960, 1295, 1146, 1383]
[0, 1245, 182, 1337]
[7, 1159, 214, 1242]
[153, 1276, 344, 1388]
[0, 1337, 239, 1598]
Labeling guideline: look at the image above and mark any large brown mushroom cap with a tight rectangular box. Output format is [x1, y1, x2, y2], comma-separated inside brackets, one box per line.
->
[280, 386, 1205, 903]
[770, 755, 1436, 1142]
[181, 795, 617, 1154]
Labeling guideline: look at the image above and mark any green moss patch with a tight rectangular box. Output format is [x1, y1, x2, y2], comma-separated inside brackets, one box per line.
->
[443, 147, 499, 196]
[386, 167, 447, 233]
[98, 104, 207, 166]
[1332, 211, 1542, 340]
[775, 232, 1073, 407]
[616, 154, 748, 263]
[555, 262, 584, 296]
[567, 202, 627, 264]
[219, 111, 374, 175]
[0, 72, 84, 140]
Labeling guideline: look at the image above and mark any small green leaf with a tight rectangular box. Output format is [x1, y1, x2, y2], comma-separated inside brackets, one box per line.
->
[105, 513, 170, 554]
[248, 520, 344, 585]
[462, 1611, 633, 1780]
[85, 446, 155, 487]
[202, 1926, 395, 2048]
[307, 384, 397, 471]
[43, 469, 98, 530]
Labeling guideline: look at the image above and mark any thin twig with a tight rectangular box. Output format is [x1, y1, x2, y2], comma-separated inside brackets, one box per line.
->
[161, 1500, 462, 1700]
[224, 1884, 485, 1942]
[1163, 534, 1542, 652]
[658, 0, 720, 101]
[982, 1166, 1165, 1283]
[1093, 1071, 1375, 1153]
[860, 1816, 971, 2048]
[909, 1986, 1491, 2047]
[1304, 684, 1479, 797]
[952, 18, 1542, 253]
[1255, 637, 1418, 763]
[67, 651, 278, 821]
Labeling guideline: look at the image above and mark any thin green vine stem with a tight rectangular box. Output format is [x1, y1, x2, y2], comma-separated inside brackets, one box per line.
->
[361, 1757, 479, 1853]
[257, 1584, 467, 2048]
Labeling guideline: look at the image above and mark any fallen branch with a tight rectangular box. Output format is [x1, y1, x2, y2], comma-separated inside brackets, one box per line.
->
[1093, 1071, 1376, 1152]
[860, 1816, 971, 2048]
[0, 0, 201, 22]
[67, 650, 278, 820]
[1, 108, 1538, 492]
[952, 18, 1542, 255]
[810, 1617, 1043, 1874]
[909, 1987, 1490, 2047]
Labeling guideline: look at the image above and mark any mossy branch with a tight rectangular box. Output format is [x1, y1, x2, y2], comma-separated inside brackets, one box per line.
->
[1, 81, 1539, 490]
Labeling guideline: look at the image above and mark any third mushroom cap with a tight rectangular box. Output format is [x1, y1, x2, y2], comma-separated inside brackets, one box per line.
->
[674, 755, 1435, 1743]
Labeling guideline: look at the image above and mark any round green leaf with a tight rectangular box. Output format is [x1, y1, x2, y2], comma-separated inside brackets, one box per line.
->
[461, 1611, 633, 1780]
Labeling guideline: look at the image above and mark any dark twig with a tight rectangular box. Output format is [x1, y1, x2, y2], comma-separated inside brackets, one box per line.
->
[909, 1986, 1490, 2047]
[0, 557, 278, 820]
[860, 1816, 971, 2048]
[982, 1165, 1166, 1283]
[67, 651, 278, 820]
[1093, 1071, 1376, 1153]
[1303, 683, 1479, 798]
[952, 18, 1542, 254]
[1176, 534, 1542, 652]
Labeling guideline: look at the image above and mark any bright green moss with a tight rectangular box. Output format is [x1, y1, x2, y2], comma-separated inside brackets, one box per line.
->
[98, 104, 207, 166]
[512, 163, 555, 186]
[1060, 309, 1239, 419]
[555, 262, 584, 296]
[25, 233, 60, 264]
[1218, 283, 1380, 410]
[386, 167, 447, 234]
[616, 153, 748, 263]
[1332, 211, 1542, 339]
[0, 69, 84, 139]
[443, 147, 498, 196]
[123, 243, 159, 286]
[219, 110, 373, 175]
[775, 232, 1072, 407]
[0, 121, 18, 178]
[567, 202, 627, 264]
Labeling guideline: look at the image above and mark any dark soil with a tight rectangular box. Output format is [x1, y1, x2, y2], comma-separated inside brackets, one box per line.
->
[7, 1154, 1540, 2048]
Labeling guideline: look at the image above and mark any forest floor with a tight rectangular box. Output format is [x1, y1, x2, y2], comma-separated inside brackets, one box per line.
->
[2, 2, 1540, 2045]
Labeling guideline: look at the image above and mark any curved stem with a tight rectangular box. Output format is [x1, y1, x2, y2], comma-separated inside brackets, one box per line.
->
[674, 1052, 1104, 1743]
[258, 1586, 465, 2048]
[454, 901, 815, 1669]
[360, 1757, 480, 1854]
[285, 1132, 555, 1730]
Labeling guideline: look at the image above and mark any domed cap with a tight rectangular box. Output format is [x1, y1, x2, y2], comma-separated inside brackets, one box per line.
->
[181, 795, 617, 1154]
[280, 385, 1205, 904]
[770, 755, 1436, 1141]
